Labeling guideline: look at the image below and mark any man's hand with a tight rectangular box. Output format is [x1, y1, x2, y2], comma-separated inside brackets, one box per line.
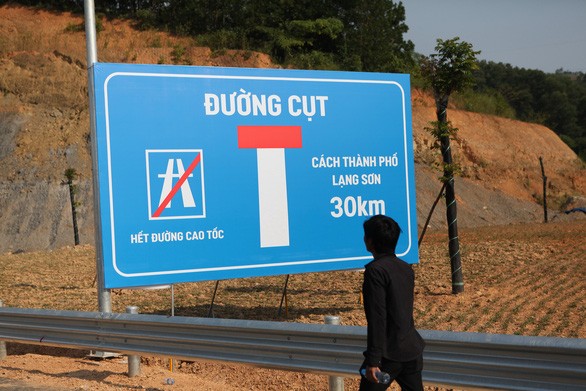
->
[365, 365, 381, 383]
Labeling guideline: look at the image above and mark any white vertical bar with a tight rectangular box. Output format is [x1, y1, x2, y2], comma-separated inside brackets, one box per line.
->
[176, 159, 196, 207]
[256, 149, 290, 248]
[158, 159, 176, 208]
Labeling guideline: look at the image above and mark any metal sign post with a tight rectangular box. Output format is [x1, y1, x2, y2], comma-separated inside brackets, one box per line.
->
[84, 0, 111, 312]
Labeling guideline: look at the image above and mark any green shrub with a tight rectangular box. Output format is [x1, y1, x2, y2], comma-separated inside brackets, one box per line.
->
[65, 17, 103, 34]
[135, 9, 158, 31]
[64, 22, 84, 33]
[288, 51, 339, 71]
[452, 89, 516, 118]
[149, 36, 163, 48]
[170, 45, 186, 64]
[198, 30, 246, 51]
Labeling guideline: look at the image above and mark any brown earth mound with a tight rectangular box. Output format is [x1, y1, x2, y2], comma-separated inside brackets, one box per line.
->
[0, 5, 585, 254]
[1, 5, 584, 204]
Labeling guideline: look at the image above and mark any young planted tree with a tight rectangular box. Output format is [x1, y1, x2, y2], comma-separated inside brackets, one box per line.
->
[420, 37, 480, 294]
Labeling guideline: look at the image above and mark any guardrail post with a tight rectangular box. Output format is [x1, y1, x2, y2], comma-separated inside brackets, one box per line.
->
[324, 315, 344, 391]
[0, 301, 6, 360]
[126, 306, 140, 377]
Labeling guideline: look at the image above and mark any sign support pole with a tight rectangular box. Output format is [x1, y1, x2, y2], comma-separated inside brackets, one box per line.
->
[207, 281, 220, 318]
[277, 274, 290, 318]
[84, 0, 111, 313]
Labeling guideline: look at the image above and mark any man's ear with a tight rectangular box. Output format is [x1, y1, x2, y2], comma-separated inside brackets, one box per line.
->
[364, 237, 374, 253]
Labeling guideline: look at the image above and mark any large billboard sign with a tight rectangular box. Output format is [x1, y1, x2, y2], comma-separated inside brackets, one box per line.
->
[92, 63, 418, 288]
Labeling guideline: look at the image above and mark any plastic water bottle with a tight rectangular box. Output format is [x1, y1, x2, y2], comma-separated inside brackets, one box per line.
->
[165, 377, 175, 385]
[360, 368, 391, 384]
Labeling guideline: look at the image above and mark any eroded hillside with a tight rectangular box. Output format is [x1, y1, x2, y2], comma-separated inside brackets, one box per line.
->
[0, 5, 584, 252]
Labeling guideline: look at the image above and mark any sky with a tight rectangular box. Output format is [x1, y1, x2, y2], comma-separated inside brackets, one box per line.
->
[402, 0, 586, 74]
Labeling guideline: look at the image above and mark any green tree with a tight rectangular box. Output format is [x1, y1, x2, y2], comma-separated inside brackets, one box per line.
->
[420, 37, 480, 294]
[132, 0, 414, 71]
[342, 0, 414, 72]
[472, 61, 586, 161]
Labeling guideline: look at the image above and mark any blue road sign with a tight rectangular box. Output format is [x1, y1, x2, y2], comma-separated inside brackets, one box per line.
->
[92, 63, 418, 288]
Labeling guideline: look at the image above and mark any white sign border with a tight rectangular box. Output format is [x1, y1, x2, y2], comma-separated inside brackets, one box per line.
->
[102, 71, 413, 278]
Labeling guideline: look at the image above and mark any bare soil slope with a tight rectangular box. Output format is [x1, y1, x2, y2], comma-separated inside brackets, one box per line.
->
[0, 5, 275, 184]
[412, 90, 586, 205]
[1, 5, 585, 254]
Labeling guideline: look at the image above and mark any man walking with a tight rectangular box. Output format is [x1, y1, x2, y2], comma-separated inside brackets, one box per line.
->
[359, 215, 425, 390]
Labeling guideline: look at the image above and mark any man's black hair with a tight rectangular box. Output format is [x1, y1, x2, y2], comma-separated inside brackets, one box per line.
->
[363, 214, 402, 254]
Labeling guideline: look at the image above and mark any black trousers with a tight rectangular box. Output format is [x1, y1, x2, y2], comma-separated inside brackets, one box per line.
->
[358, 355, 424, 391]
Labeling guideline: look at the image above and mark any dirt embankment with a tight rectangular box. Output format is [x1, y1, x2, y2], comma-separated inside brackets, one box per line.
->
[0, 5, 585, 253]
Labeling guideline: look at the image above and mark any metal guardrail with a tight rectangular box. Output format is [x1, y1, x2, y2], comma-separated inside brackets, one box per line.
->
[0, 307, 585, 390]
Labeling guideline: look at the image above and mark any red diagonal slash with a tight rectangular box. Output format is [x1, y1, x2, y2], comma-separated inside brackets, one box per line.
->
[152, 153, 201, 218]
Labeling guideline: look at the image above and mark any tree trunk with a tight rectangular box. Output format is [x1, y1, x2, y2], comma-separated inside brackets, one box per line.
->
[67, 178, 80, 246]
[539, 157, 548, 223]
[436, 96, 464, 294]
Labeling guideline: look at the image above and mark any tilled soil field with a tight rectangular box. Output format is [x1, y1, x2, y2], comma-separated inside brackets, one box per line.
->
[0, 219, 584, 390]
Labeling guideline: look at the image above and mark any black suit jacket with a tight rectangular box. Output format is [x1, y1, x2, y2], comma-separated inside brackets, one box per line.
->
[362, 254, 425, 366]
